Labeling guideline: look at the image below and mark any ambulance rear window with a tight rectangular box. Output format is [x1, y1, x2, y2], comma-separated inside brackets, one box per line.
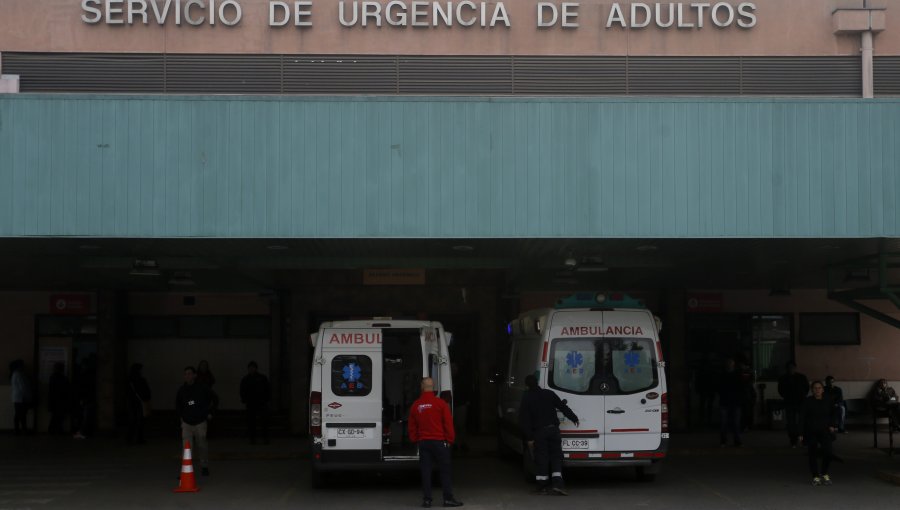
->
[549, 337, 658, 395]
[331, 355, 373, 397]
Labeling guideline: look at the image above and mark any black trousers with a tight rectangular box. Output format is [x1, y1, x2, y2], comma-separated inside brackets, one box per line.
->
[127, 402, 145, 443]
[806, 430, 833, 477]
[533, 426, 564, 489]
[246, 405, 269, 441]
[418, 440, 454, 501]
[785, 404, 802, 445]
[13, 403, 28, 434]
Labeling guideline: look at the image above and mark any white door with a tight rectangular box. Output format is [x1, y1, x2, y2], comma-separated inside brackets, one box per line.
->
[320, 329, 383, 452]
[601, 312, 663, 452]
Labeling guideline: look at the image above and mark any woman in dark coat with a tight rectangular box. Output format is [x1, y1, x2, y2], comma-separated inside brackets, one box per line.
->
[799, 380, 838, 486]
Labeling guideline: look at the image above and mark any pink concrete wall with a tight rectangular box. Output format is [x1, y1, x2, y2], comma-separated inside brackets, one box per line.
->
[715, 289, 900, 398]
[0, 0, 896, 56]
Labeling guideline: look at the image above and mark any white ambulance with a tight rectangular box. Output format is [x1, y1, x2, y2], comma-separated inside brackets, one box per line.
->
[498, 293, 668, 481]
[308, 319, 454, 487]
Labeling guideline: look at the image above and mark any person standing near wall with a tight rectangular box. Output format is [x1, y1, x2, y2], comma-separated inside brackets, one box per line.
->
[778, 361, 809, 447]
[798, 380, 838, 486]
[10, 359, 32, 435]
[47, 362, 69, 435]
[240, 361, 270, 444]
[127, 363, 152, 445]
[718, 358, 744, 447]
[175, 366, 217, 476]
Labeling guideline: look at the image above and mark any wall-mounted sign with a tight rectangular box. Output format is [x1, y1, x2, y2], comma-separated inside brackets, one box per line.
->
[686, 292, 723, 313]
[49, 294, 93, 315]
[363, 268, 426, 285]
[80, 1, 758, 30]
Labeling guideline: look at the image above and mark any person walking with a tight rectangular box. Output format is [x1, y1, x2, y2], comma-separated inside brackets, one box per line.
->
[823, 376, 847, 434]
[10, 360, 32, 435]
[778, 361, 809, 447]
[718, 358, 744, 447]
[408, 377, 463, 508]
[175, 366, 218, 476]
[127, 363, 152, 444]
[519, 374, 579, 496]
[47, 362, 69, 435]
[240, 361, 270, 444]
[799, 380, 838, 486]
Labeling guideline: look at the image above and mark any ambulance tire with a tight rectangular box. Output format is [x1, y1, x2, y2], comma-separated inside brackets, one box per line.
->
[635, 466, 656, 482]
[496, 431, 514, 460]
[311, 467, 328, 488]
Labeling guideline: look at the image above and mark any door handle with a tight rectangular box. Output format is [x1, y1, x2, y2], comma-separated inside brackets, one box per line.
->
[607, 409, 625, 414]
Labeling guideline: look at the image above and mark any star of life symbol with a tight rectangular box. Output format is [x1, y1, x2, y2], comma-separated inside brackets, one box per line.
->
[188, 400, 196, 406]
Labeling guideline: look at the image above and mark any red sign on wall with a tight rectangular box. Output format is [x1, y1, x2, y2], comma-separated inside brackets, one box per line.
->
[49, 294, 92, 315]
[686, 292, 723, 313]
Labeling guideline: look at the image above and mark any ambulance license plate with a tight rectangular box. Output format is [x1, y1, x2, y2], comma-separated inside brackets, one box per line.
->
[562, 439, 590, 450]
[337, 428, 367, 439]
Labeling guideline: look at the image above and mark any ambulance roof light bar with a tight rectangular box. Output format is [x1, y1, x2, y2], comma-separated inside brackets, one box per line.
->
[555, 292, 646, 310]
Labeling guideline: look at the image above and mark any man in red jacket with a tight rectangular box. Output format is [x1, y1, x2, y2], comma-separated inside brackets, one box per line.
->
[408, 378, 463, 508]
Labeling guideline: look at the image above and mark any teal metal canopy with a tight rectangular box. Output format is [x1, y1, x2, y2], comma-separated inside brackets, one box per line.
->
[1, 96, 898, 238]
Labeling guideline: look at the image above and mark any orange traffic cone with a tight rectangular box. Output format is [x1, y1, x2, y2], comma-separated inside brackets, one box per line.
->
[174, 440, 200, 493]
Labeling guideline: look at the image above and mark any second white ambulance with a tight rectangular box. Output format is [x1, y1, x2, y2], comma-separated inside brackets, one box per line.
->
[498, 293, 668, 481]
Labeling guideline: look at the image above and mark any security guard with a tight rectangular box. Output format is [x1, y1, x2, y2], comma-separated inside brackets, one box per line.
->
[408, 377, 463, 508]
[519, 374, 579, 495]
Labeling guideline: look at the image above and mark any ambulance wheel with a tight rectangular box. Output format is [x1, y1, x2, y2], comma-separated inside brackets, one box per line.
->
[496, 432, 514, 459]
[635, 466, 656, 482]
[311, 468, 327, 488]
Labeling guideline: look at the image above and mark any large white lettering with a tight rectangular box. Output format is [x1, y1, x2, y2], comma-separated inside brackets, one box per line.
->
[336, 1, 509, 28]
[81, 0, 241, 26]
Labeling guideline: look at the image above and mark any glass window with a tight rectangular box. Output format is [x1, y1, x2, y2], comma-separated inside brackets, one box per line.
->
[331, 355, 373, 397]
[550, 337, 658, 395]
[752, 314, 793, 380]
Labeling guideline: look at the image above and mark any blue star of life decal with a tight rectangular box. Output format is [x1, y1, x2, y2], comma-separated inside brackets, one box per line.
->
[624, 351, 640, 368]
[566, 351, 584, 368]
[342, 362, 362, 382]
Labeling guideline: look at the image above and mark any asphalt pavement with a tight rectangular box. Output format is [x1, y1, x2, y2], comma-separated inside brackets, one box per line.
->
[0, 426, 897, 510]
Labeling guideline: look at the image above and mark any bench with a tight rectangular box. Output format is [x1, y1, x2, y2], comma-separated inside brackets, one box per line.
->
[870, 401, 897, 455]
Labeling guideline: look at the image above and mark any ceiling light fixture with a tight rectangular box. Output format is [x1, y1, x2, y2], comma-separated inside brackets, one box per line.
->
[130, 259, 161, 277]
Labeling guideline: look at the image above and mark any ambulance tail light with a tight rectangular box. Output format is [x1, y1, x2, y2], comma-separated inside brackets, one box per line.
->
[440, 390, 453, 407]
[310, 391, 322, 436]
[661, 393, 669, 432]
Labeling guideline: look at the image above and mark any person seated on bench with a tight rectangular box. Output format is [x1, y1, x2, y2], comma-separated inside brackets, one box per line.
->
[870, 379, 900, 431]
[824, 376, 847, 434]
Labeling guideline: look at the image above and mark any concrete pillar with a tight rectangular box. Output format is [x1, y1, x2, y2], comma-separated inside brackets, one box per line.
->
[661, 289, 688, 431]
[96, 291, 120, 432]
[288, 291, 311, 435]
[861, 31, 874, 99]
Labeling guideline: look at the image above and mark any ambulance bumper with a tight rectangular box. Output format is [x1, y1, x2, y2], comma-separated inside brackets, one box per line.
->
[311, 444, 418, 472]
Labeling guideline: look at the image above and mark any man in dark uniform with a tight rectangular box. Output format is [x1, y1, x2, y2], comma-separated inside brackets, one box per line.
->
[175, 366, 218, 476]
[408, 377, 463, 508]
[519, 374, 579, 496]
[240, 361, 270, 444]
[778, 361, 809, 447]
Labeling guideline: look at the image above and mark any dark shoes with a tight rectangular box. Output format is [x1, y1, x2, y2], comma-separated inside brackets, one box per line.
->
[551, 487, 569, 496]
[443, 499, 464, 507]
[422, 498, 432, 508]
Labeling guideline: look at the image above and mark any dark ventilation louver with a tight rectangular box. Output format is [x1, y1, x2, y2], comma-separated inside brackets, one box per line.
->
[398, 56, 512, 94]
[283, 56, 398, 94]
[0, 52, 874, 97]
[1, 53, 164, 93]
[741, 57, 860, 96]
[164, 54, 282, 94]
[513, 57, 626, 95]
[874, 57, 900, 96]
[627, 57, 740, 95]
